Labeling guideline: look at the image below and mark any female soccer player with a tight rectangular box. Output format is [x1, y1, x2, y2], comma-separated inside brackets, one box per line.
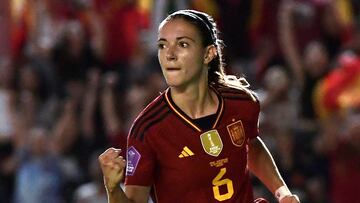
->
[98, 9, 300, 203]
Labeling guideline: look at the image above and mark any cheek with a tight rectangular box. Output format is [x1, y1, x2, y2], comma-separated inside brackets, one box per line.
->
[181, 51, 204, 66]
[158, 52, 166, 68]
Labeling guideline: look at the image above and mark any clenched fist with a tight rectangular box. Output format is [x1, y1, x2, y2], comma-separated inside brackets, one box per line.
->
[98, 148, 126, 192]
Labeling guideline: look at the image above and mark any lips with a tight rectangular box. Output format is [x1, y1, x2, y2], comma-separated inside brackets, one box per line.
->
[166, 67, 181, 71]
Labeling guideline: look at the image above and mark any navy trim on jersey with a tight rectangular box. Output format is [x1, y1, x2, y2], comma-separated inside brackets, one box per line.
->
[139, 109, 171, 141]
[129, 95, 168, 140]
[165, 87, 224, 132]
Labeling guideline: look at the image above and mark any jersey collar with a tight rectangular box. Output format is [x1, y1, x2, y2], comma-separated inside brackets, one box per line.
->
[164, 87, 224, 132]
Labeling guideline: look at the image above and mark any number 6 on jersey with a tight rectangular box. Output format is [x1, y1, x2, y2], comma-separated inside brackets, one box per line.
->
[212, 167, 234, 201]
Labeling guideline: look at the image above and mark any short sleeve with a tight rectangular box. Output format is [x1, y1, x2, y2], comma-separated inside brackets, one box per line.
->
[125, 136, 156, 186]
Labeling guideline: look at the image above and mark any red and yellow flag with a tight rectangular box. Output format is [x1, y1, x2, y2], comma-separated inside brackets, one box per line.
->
[314, 53, 360, 119]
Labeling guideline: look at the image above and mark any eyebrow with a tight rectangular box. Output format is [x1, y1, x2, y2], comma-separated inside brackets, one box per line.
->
[157, 36, 196, 42]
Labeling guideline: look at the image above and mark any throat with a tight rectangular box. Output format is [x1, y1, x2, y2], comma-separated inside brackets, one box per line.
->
[170, 88, 219, 119]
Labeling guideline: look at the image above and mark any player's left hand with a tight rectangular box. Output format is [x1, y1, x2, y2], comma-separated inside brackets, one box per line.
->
[280, 194, 300, 203]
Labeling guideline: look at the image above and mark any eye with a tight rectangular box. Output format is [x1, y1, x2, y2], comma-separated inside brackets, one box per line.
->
[179, 41, 189, 48]
[157, 43, 166, 50]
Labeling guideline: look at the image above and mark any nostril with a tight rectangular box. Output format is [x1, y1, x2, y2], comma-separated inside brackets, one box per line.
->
[166, 54, 177, 61]
[166, 47, 177, 61]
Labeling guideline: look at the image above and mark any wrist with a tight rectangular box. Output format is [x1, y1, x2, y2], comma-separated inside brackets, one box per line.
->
[103, 176, 119, 193]
[106, 185, 120, 194]
[274, 185, 292, 202]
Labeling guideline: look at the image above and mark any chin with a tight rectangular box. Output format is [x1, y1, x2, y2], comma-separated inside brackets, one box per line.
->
[167, 83, 182, 88]
[165, 78, 183, 87]
[167, 83, 188, 90]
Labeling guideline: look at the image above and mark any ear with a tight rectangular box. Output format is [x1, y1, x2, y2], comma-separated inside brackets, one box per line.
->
[204, 45, 218, 64]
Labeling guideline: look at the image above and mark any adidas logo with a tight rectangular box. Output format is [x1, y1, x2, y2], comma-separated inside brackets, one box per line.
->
[178, 146, 195, 158]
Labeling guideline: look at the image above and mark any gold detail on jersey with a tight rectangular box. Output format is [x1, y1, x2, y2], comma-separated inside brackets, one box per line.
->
[164, 89, 202, 132]
[165, 87, 224, 132]
[227, 120, 245, 147]
[200, 130, 223, 157]
[178, 146, 195, 158]
[209, 158, 229, 167]
[211, 91, 224, 129]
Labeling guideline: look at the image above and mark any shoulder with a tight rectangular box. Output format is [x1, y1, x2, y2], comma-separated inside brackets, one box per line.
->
[215, 85, 259, 103]
[215, 85, 261, 120]
[128, 91, 170, 141]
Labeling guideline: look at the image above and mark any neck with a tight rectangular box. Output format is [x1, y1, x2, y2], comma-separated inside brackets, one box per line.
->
[170, 83, 218, 119]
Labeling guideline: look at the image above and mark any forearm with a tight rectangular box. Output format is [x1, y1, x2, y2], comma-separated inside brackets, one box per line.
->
[104, 178, 150, 203]
[101, 88, 121, 134]
[278, 1, 304, 88]
[106, 186, 133, 203]
[248, 137, 286, 194]
[81, 89, 97, 136]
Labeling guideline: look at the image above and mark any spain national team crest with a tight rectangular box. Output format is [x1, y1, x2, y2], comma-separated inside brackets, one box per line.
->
[200, 130, 223, 157]
[227, 120, 245, 147]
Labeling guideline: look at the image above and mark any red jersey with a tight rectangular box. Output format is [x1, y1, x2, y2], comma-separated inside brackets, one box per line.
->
[125, 86, 260, 203]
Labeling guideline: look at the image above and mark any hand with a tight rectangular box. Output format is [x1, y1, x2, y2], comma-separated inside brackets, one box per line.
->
[280, 194, 300, 203]
[103, 72, 119, 88]
[87, 68, 101, 88]
[98, 148, 126, 192]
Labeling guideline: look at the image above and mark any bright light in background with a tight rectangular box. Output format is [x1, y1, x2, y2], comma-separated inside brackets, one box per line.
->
[10, 0, 26, 20]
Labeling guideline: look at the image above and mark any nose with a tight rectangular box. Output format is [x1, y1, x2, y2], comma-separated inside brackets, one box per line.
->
[166, 46, 177, 61]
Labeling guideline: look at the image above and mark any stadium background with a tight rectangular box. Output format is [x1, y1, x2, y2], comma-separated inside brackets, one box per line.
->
[0, 0, 359, 202]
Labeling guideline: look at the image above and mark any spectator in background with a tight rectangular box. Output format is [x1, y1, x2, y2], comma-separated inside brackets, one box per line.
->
[14, 127, 63, 203]
[9, 0, 70, 64]
[100, 71, 127, 154]
[74, 0, 106, 62]
[279, 1, 331, 124]
[0, 57, 16, 203]
[246, 0, 284, 83]
[278, 2, 342, 202]
[52, 20, 100, 92]
[259, 65, 298, 152]
[0, 57, 16, 144]
[94, 0, 150, 91]
[51, 76, 86, 202]
[314, 48, 360, 203]
[11, 62, 59, 139]
[255, 66, 300, 201]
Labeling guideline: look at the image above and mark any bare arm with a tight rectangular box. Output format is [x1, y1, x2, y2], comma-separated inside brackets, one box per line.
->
[278, 0, 304, 89]
[100, 72, 122, 136]
[52, 99, 79, 154]
[99, 148, 151, 203]
[81, 69, 100, 138]
[248, 137, 300, 202]
[105, 185, 150, 203]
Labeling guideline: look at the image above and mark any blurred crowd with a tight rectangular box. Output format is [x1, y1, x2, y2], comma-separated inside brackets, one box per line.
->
[0, 0, 359, 203]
